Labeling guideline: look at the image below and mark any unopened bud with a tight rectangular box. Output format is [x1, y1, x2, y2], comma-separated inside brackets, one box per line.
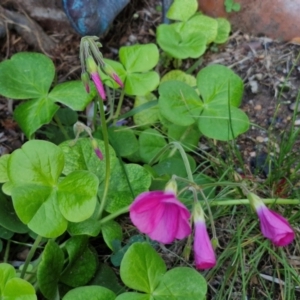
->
[103, 63, 124, 87]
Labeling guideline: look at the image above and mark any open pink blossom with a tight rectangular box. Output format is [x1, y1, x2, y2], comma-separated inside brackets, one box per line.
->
[248, 193, 294, 246]
[129, 191, 191, 244]
[193, 203, 216, 270]
[256, 206, 294, 246]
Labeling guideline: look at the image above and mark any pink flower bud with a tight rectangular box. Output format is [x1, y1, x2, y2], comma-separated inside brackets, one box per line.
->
[247, 193, 294, 246]
[103, 63, 124, 88]
[91, 139, 103, 160]
[129, 190, 191, 244]
[193, 202, 216, 270]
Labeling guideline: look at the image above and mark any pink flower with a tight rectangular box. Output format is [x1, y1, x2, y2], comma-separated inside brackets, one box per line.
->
[193, 203, 216, 270]
[103, 63, 124, 88]
[248, 193, 294, 246]
[91, 72, 106, 100]
[256, 206, 294, 246]
[129, 191, 191, 244]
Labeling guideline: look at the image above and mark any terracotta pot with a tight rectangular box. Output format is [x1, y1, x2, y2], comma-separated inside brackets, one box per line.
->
[198, 0, 300, 41]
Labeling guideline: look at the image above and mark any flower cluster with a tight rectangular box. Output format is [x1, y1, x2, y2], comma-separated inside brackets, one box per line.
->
[129, 183, 294, 271]
[80, 36, 123, 100]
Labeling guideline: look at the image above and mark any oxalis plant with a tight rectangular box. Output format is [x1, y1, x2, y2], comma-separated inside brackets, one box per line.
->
[0, 0, 298, 299]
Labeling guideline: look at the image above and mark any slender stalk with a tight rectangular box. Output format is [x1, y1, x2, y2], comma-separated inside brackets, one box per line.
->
[113, 89, 125, 125]
[99, 205, 130, 225]
[3, 240, 10, 263]
[20, 235, 43, 279]
[208, 198, 300, 206]
[96, 97, 111, 220]
[53, 114, 70, 140]
[186, 57, 203, 74]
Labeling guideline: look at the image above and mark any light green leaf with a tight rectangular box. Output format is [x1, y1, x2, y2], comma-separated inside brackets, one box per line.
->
[120, 44, 159, 73]
[197, 64, 244, 106]
[157, 23, 207, 59]
[120, 243, 166, 293]
[49, 80, 96, 111]
[154, 267, 207, 299]
[59, 138, 117, 183]
[0, 263, 15, 293]
[37, 240, 64, 300]
[215, 18, 231, 44]
[133, 93, 159, 127]
[63, 286, 116, 300]
[104, 162, 151, 213]
[186, 14, 218, 44]
[125, 71, 160, 96]
[0, 52, 55, 99]
[3, 277, 37, 300]
[57, 170, 98, 222]
[102, 220, 123, 250]
[0, 154, 10, 183]
[13, 97, 59, 138]
[161, 70, 197, 87]
[198, 104, 249, 140]
[139, 129, 167, 163]
[167, 0, 198, 21]
[158, 81, 202, 126]
[116, 293, 149, 300]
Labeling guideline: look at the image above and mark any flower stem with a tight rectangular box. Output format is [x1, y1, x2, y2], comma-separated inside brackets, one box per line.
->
[99, 205, 130, 225]
[20, 235, 43, 279]
[96, 96, 111, 220]
[113, 89, 125, 125]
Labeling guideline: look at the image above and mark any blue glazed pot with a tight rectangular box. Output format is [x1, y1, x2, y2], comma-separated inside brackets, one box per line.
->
[62, 0, 130, 36]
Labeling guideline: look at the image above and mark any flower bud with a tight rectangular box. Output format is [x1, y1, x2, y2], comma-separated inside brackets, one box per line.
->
[103, 63, 124, 87]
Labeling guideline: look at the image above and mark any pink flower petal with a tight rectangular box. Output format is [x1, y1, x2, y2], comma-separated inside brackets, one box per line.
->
[129, 191, 191, 244]
[91, 72, 106, 100]
[194, 220, 216, 270]
[257, 206, 294, 246]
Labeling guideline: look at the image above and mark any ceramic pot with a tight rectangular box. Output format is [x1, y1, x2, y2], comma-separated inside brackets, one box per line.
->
[198, 0, 300, 41]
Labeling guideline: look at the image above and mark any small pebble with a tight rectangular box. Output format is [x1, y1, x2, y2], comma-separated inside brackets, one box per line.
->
[254, 104, 262, 110]
[256, 136, 265, 143]
[294, 119, 300, 126]
[249, 80, 258, 93]
[289, 102, 300, 112]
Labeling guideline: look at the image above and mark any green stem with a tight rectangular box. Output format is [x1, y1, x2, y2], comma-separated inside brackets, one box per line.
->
[20, 235, 43, 279]
[186, 57, 203, 74]
[96, 97, 111, 220]
[99, 205, 130, 225]
[207, 198, 300, 206]
[53, 114, 70, 140]
[113, 89, 125, 125]
[3, 240, 10, 263]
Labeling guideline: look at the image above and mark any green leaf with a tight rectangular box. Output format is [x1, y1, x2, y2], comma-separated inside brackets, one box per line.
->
[63, 286, 116, 300]
[161, 70, 197, 87]
[167, 124, 201, 151]
[108, 127, 139, 157]
[0, 189, 28, 233]
[120, 242, 166, 293]
[0, 263, 15, 293]
[0, 154, 9, 183]
[3, 277, 37, 300]
[154, 267, 207, 299]
[0, 52, 55, 99]
[102, 220, 123, 250]
[89, 263, 126, 295]
[197, 64, 244, 106]
[116, 293, 149, 300]
[120, 44, 159, 73]
[57, 170, 98, 222]
[125, 71, 160, 96]
[0, 226, 13, 239]
[68, 218, 101, 237]
[139, 129, 167, 163]
[157, 23, 207, 59]
[158, 81, 202, 126]
[49, 81, 96, 111]
[133, 93, 159, 127]
[59, 138, 117, 183]
[232, 3, 241, 11]
[104, 162, 151, 213]
[55, 107, 78, 126]
[37, 240, 64, 300]
[13, 97, 59, 138]
[215, 18, 231, 44]
[167, 0, 198, 21]
[198, 104, 249, 140]
[60, 236, 98, 287]
[186, 14, 218, 44]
